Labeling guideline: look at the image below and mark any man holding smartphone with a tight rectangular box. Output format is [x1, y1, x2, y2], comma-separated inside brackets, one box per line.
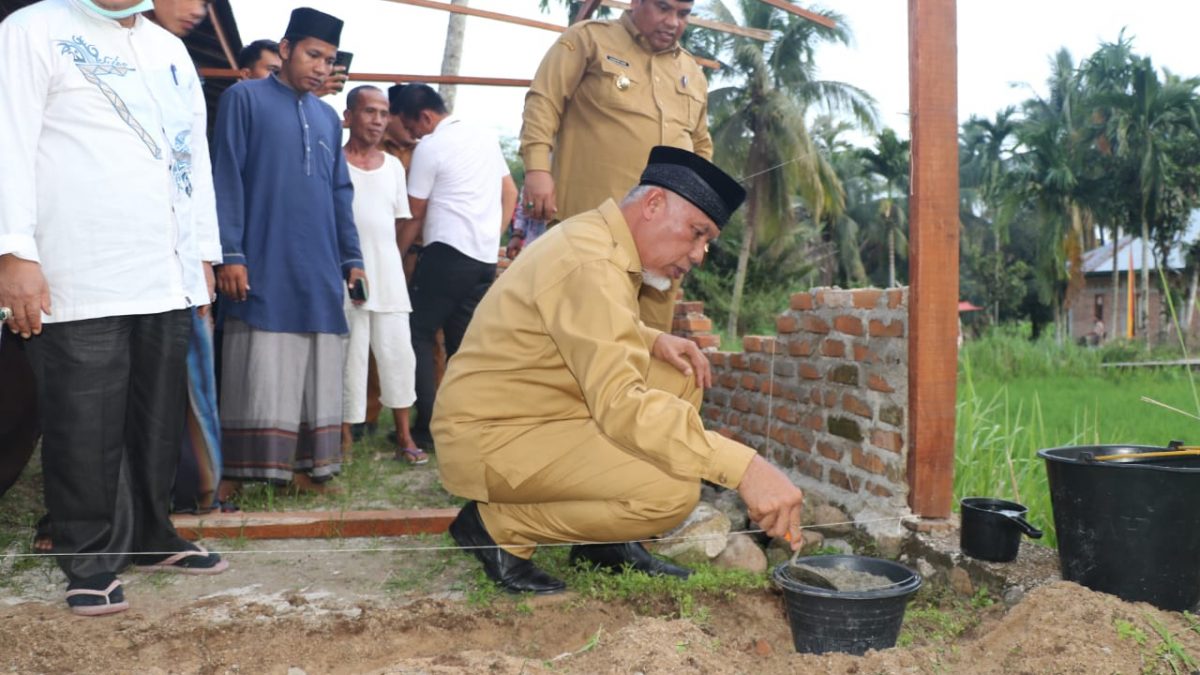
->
[212, 7, 364, 492]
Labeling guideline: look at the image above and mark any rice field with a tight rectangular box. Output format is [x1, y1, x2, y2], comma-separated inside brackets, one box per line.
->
[953, 332, 1199, 547]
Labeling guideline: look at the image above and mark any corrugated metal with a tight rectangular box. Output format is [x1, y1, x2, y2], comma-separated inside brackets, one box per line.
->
[1081, 210, 1200, 276]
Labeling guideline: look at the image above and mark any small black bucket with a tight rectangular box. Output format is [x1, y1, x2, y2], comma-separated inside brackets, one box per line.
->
[1039, 444, 1200, 611]
[959, 497, 1043, 562]
[773, 555, 922, 655]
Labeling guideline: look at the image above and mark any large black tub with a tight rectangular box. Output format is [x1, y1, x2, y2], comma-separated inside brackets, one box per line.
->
[1038, 444, 1200, 611]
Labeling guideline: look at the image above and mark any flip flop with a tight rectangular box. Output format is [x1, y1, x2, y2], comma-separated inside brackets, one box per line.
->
[66, 578, 129, 617]
[135, 545, 228, 575]
[395, 447, 429, 465]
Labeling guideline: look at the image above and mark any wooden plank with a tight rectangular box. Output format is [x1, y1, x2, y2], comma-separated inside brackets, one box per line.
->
[206, 1, 239, 70]
[381, 0, 564, 32]
[600, 0, 773, 41]
[756, 0, 836, 29]
[171, 508, 460, 540]
[197, 67, 532, 87]
[906, 0, 958, 518]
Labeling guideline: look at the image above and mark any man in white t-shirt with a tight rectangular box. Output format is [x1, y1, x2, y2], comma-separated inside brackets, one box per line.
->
[394, 84, 518, 445]
[341, 86, 427, 465]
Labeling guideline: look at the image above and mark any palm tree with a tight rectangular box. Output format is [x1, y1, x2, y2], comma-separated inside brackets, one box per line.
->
[1094, 57, 1200, 338]
[704, 0, 876, 335]
[961, 109, 1017, 322]
[859, 128, 910, 287]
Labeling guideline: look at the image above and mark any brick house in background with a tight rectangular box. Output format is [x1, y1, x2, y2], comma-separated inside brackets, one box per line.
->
[1068, 212, 1200, 344]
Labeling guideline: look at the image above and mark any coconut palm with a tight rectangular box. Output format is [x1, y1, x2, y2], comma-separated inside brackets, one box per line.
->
[859, 128, 909, 287]
[704, 0, 876, 334]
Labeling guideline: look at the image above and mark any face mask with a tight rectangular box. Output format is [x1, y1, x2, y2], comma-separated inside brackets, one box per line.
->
[77, 0, 154, 20]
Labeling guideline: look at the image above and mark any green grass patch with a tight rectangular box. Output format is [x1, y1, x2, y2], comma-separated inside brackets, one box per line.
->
[897, 585, 996, 648]
[955, 331, 1200, 548]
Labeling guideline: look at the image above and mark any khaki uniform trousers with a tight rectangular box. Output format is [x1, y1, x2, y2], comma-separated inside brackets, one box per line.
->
[477, 359, 703, 559]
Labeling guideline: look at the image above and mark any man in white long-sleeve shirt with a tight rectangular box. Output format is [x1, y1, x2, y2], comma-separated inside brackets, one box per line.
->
[0, 0, 228, 617]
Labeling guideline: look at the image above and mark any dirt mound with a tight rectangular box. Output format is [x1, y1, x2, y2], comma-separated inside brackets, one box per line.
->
[4, 579, 1198, 674]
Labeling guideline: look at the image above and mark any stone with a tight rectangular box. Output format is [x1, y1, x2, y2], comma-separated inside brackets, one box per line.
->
[765, 545, 792, 569]
[649, 502, 731, 564]
[809, 504, 854, 535]
[800, 528, 825, 552]
[915, 558, 936, 582]
[821, 538, 854, 555]
[1003, 586, 1026, 607]
[753, 638, 772, 657]
[713, 533, 768, 574]
[713, 489, 749, 532]
[874, 534, 905, 558]
[949, 567, 974, 596]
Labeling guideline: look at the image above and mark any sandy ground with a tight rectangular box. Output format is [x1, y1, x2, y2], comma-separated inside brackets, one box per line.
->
[3, 536, 1199, 674]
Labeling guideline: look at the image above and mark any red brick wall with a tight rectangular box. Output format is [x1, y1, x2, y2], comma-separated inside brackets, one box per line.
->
[694, 288, 911, 515]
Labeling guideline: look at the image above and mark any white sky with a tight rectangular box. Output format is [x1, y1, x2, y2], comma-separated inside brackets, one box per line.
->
[228, 1, 1200, 144]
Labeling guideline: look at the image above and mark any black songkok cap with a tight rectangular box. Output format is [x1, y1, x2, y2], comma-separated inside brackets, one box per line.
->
[639, 146, 746, 228]
[284, 7, 343, 48]
[388, 84, 407, 115]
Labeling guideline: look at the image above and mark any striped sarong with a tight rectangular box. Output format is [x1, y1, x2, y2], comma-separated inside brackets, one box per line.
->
[219, 318, 345, 483]
[173, 307, 222, 512]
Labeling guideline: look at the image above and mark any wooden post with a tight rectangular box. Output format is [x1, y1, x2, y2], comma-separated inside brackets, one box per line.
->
[906, 0, 958, 518]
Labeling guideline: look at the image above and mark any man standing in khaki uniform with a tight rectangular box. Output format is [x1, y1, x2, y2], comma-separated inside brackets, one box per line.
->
[434, 148, 804, 594]
[520, 0, 710, 331]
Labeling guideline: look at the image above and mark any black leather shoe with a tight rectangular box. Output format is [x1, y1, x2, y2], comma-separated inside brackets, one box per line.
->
[569, 541, 691, 579]
[448, 502, 566, 595]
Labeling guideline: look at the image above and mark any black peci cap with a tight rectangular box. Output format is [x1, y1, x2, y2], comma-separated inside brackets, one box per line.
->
[283, 7, 343, 48]
[638, 146, 746, 228]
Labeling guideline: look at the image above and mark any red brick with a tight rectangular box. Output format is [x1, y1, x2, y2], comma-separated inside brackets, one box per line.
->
[719, 373, 737, 389]
[691, 333, 721, 350]
[754, 400, 769, 416]
[868, 373, 895, 393]
[726, 412, 741, 427]
[833, 315, 864, 336]
[821, 339, 846, 357]
[817, 441, 843, 461]
[868, 482, 894, 498]
[717, 427, 735, 438]
[886, 288, 904, 308]
[809, 389, 823, 405]
[740, 374, 758, 389]
[749, 357, 769, 374]
[787, 430, 811, 453]
[853, 344, 878, 363]
[732, 393, 751, 413]
[746, 418, 764, 435]
[770, 425, 788, 443]
[871, 429, 904, 453]
[802, 316, 830, 334]
[762, 337, 781, 354]
[674, 317, 712, 332]
[795, 456, 821, 479]
[776, 315, 799, 334]
[742, 335, 762, 352]
[868, 319, 905, 337]
[708, 352, 727, 367]
[798, 363, 822, 380]
[759, 379, 783, 397]
[788, 339, 814, 357]
[731, 354, 748, 369]
[790, 292, 814, 310]
[829, 469, 852, 491]
[773, 404, 799, 424]
[852, 289, 883, 309]
[813, 289, 825, 307]
[823, 389, 838, 408]
[852, 447, 886, 475]
[675, 301, 704, 315]
[802, 414, 823, 430]
[703, 407, 720, 420]
[842, 393, 872, 418]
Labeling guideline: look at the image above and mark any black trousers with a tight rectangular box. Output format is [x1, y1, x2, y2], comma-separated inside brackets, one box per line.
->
[409, 243, 495, 437]
[26, 310, 192, 582]
[0, 334, 39, 497]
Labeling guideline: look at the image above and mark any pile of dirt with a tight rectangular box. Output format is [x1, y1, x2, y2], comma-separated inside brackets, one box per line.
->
[4, 574, 1198, 673]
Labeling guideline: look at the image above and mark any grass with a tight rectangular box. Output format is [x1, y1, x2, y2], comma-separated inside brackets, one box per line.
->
[955, 328, 1200, 547]
[897, 585, 996, 649]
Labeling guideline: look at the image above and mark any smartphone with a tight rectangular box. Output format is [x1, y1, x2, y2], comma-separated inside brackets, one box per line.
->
[334, 50, 354, 75]
[349, 277, 369, 303]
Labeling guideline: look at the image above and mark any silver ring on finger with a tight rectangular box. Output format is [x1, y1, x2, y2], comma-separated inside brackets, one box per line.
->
[0, 306, 12, 322]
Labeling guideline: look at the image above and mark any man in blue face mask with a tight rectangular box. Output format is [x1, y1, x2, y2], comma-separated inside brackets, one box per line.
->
[0, 0, 227, 617]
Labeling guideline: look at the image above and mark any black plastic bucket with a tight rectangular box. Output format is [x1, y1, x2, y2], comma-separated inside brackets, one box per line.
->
[959, 497, 1043, 562]
[773, 555, 922, 655]
[1039, 444, 1200, 611]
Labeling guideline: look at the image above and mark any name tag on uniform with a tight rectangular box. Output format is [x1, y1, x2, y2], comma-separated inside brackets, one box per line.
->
[605, 54, 630, 68]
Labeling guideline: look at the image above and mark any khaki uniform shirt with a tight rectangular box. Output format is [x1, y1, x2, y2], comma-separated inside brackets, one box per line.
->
[521, 13, 713, 221]
[432, 200, 755, 502]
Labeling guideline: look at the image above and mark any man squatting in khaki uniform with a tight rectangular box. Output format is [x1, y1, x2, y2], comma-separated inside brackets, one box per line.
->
[519, 0, 710, 332]
[434, 147, 805, 594]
